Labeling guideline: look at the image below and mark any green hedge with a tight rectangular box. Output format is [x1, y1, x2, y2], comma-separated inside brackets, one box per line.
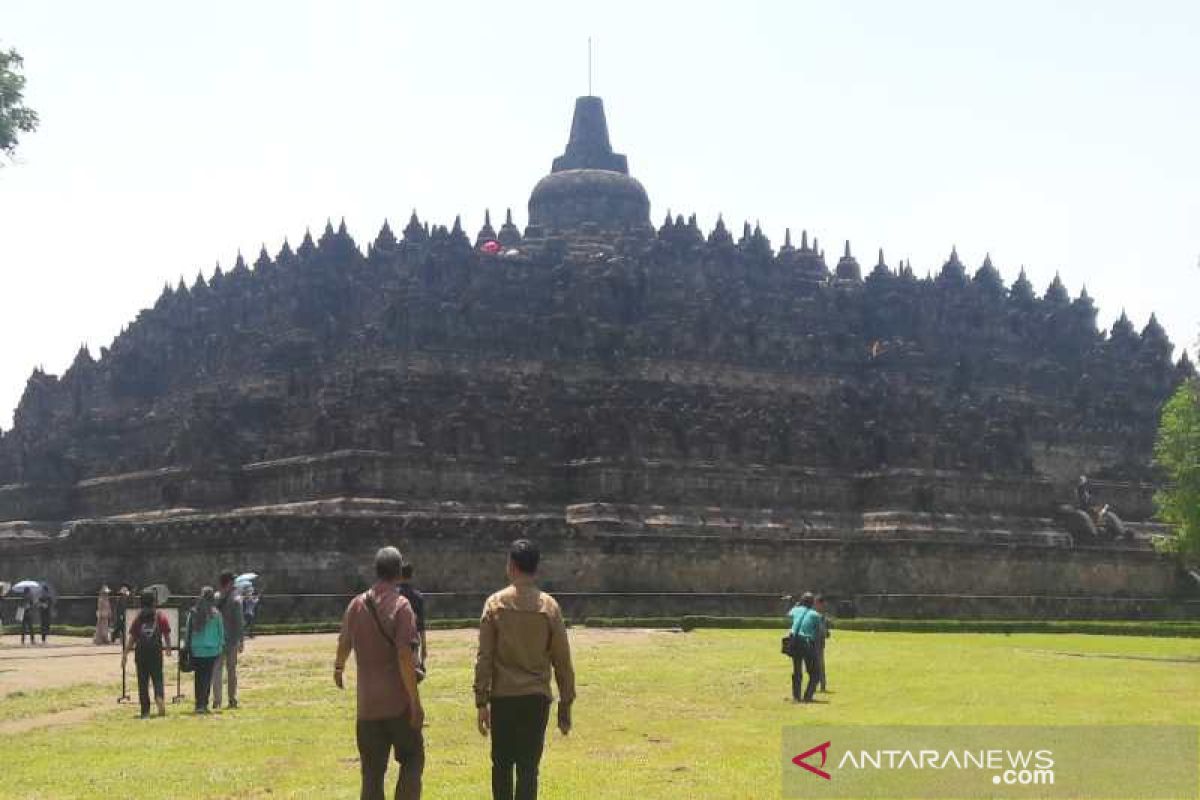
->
[678, 616, 1200, 637]
[582, 617, 681, 628]
[8, 618, 1199, 638]
[2, 624, 95, 637]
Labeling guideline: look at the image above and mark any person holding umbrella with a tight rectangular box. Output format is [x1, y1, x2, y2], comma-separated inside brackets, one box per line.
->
[18, 586, 37, 646]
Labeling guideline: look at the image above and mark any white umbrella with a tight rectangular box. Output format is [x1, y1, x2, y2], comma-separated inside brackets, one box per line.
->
[11, 580, 43, 595]
[234, 573, 258, 587]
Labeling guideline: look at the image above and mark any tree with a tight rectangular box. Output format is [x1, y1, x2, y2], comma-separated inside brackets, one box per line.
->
[1154, 377, 1200, 561]
[0, 47, 39, 161]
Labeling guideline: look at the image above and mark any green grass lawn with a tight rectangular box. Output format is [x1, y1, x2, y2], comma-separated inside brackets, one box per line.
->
[2, 629, 1198, 799]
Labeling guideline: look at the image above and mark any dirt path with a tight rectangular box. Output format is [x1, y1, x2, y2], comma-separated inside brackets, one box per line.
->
[0, 628, 670, 733]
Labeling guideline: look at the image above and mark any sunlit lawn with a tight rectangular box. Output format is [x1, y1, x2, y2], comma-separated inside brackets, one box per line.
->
[2, 629, 1198, 799]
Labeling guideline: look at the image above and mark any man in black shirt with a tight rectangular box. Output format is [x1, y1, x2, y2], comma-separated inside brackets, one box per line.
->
[397, 563, 427, 672]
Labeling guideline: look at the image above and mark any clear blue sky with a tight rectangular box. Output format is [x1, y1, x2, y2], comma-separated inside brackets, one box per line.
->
[2, 0, 1197, 428]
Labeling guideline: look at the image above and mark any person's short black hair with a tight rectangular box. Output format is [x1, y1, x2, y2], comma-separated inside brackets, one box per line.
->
[219, 571, 235, 586]
[375, 546, 403, 581]
[509, 539, 540, 575]
[140, 590, 156, 608]
[120, 582, 132, 591]
[800, 591, 815, 607]
[401, 563, 414, 580]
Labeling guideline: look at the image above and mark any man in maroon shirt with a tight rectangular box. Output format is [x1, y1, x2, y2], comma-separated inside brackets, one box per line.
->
[335, 546, 425, 800]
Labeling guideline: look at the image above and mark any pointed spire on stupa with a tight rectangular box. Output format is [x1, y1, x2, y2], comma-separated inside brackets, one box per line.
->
[834, 240, 862, 282]
[401, 210, 426, 245]
[1009, 266, 1034, 304]
[1141, 313, 1170, 350]
[176, 275, 189, 294]
[939, 245, 966, 283]
[231, 250, 249, 277]
[551, 95, 629, 174]
[973, 252, 1003, 293]
[658, 210, 675, 238]
[497, 208, 522, 247]
[254, 244, 272, 272]
[778, 228, 796, 257]
[366, 220, 394, 255]
[1044, 272, 1069, 304]
[475, 210, 498, 247]
[708, 214, 733, 246]
[1177, 349, 1196, 378]
[1111, 309, 1136, 340]
[867, 248, 890, 280]
[276, 238, 296, 266]
[297, 228, 317, 258]
[448, 214, 470, 247]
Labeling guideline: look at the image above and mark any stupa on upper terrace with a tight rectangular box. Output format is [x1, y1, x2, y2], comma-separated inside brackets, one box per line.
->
[526, 96, 652, 236]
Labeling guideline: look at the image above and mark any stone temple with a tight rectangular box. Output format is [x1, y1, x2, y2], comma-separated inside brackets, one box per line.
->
[1, 97, 1196, 621]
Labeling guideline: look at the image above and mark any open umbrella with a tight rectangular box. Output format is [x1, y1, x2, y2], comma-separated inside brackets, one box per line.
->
[11, 579, 43, 595]
[234, 572, 258, 587]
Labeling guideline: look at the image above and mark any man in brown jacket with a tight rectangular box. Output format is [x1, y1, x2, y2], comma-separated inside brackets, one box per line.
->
[335, 546, 425, 800]
[474, 539, 575, 800]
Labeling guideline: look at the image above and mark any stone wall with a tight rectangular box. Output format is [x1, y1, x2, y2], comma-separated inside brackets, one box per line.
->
[1, 507, 1189, 624]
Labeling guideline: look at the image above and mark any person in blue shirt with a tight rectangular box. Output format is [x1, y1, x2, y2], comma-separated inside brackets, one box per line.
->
[787, 592, 823, 702]
[786, 593, 813, 702]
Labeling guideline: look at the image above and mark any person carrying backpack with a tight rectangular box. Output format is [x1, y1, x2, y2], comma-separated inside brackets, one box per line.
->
[122, 590, 173, 718]
[186, 586, 225, 714]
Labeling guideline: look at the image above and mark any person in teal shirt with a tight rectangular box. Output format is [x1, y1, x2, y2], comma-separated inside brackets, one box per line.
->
[786, 592, 822, 702]
[186, 587, 226, 714]
[786, 593, 812, 702]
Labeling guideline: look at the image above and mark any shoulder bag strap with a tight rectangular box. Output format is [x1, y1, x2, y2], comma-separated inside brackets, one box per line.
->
[363, 593, 396, 650]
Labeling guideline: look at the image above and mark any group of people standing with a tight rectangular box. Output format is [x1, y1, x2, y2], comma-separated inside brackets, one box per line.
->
[119, 571, 246, 718]
[13, 584, 54, 646]
[786, 592, 831, 703]
[335, 540, 574, 800]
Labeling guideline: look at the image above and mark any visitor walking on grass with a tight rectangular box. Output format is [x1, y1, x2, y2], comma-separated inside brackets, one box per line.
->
[786, 593, 813, 702]
[334, 546, 425, 800]
[112, 583, 132, 646]
[474, 539, 575, 800]
[789, 592, 824, 703]
[37, 585, 52, 643]
[397, 562, 427, 674]
[122, 590, 173, 718]
[813, 594, 831, 692]
[187, 587, 225, 714]
[213, 570, 244, 709]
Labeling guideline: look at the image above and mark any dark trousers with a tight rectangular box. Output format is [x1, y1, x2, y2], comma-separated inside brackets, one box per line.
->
[40, 609, 51, 641]
[356, 716, 424, 800]
[491, 694, 552, 800]
[816, 642, 827, 691]
[791, 639, 819, 701]
[20, 614, 35, 644]
[193, 655, 217, 710]
[135, 649, 164, 715]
